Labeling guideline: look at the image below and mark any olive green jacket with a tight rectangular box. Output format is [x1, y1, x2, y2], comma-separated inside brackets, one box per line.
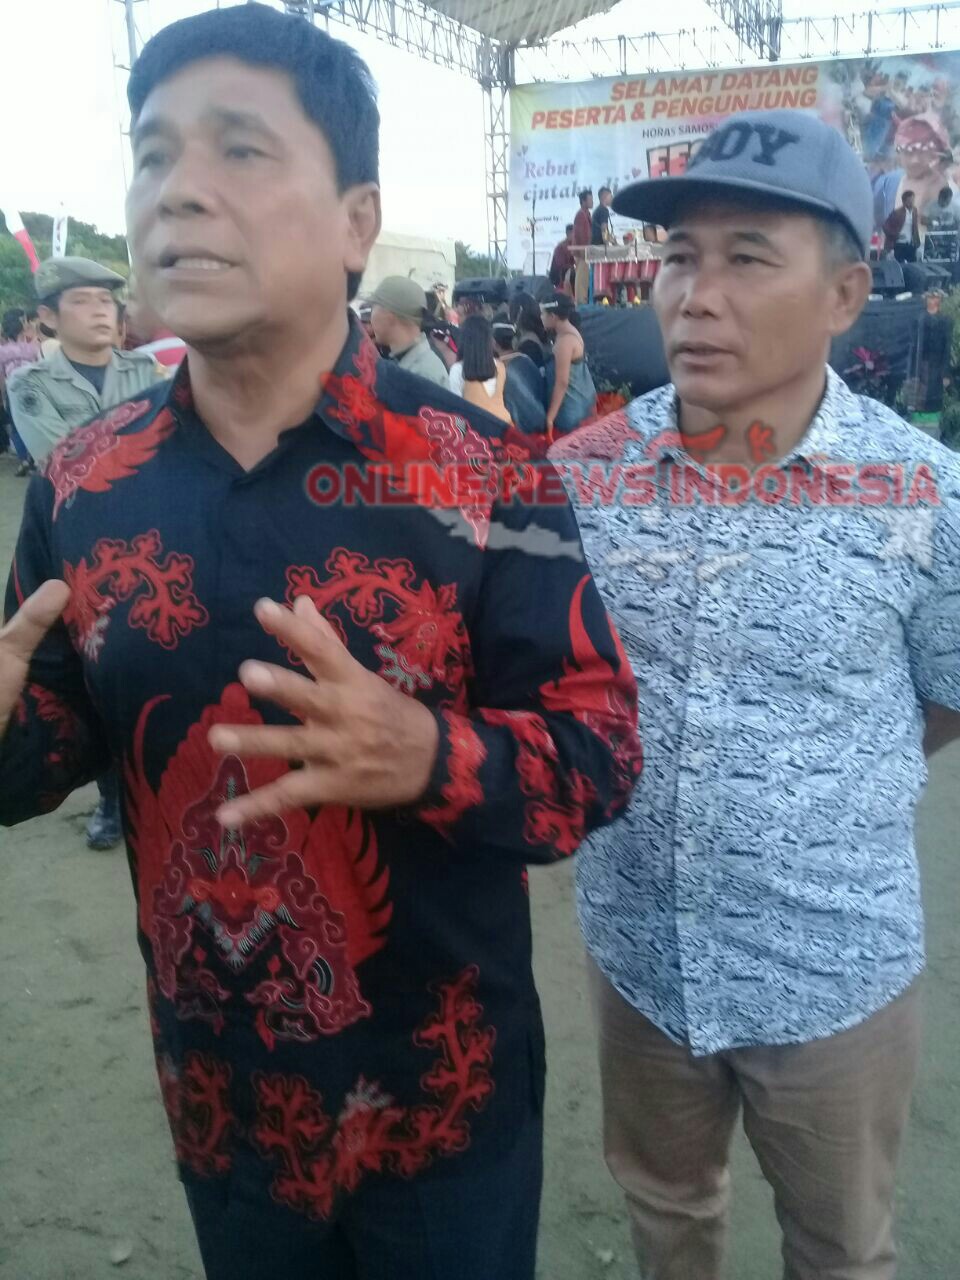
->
[7, 345, 166, 463]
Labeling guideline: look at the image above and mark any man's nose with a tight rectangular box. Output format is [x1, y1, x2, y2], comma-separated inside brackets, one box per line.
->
[157, 145, 217, 217]
[679, 267, 726, 318]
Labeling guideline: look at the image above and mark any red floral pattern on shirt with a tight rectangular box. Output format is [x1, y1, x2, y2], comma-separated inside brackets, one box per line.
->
[62, 529, 208, 659]
[44, 400, 170, 519]
[287, 551, 472, 694]
[251, 965, 494, 1218]
[125, 686, 393, 1048]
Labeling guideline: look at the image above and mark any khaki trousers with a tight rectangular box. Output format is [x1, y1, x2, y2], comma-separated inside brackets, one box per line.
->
[574, 257, 591, 305]
[588, 958, 921, 1280]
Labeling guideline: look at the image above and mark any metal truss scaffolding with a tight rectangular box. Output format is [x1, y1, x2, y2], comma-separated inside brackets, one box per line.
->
[289, 0, 960, 270]
[117, 0, 960, 269]
[483, 78, 512, 273]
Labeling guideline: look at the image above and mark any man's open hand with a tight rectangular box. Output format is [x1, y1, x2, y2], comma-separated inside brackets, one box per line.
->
[0, 580, 71, 739]
[208, 596, 440, 826]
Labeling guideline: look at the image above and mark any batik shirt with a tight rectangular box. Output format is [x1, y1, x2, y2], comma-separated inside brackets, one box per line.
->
[552, 367, 960, 1056]
[0, 317, 640, 1219]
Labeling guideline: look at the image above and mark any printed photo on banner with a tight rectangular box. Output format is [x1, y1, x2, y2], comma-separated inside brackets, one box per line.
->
[507, 51, 960, 268]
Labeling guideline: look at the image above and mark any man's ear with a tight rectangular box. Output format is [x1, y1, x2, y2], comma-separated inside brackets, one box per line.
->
[37, 303, 58, 335]
[343, 184, 382, 279]
[828, 260, 873, 338]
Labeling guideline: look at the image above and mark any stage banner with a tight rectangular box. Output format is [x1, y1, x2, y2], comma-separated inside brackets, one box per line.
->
[508, 51, 960, 268]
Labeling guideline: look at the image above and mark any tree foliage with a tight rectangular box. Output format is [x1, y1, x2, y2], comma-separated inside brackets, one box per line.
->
[455, 240, 495, 280]
[0, 212, 129, 314]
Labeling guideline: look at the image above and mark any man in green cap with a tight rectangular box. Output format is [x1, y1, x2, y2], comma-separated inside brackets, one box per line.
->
[368, 275, 449, 387]
[7, 257, 167, 852]
[7, 256, 166, 466]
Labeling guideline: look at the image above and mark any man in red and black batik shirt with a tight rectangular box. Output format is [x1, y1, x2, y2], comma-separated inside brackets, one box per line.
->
[0, 8, 641, 1280]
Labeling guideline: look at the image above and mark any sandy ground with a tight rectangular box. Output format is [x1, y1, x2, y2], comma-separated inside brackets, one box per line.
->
[1, 449, 959, 1280]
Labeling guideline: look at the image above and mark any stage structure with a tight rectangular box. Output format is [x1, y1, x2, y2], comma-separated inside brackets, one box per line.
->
[113, 0, 960, 270]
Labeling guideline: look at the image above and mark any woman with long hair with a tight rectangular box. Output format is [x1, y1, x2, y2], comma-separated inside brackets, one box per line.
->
[508, 291, 549, 368]
[449, 314, 512, 424]
[491, 315, 548, 434]
[540, 290, 597, 437]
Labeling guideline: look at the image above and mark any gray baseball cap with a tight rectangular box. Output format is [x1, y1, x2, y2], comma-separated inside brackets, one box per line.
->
[367, 276, 427, 322]
[612, 109, 874, 257]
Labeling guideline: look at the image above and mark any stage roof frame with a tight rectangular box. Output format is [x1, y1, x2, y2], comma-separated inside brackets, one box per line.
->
[116, 0, 960, 270]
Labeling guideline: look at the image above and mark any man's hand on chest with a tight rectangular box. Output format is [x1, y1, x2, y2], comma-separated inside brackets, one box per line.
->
[207, 594, 440, 825]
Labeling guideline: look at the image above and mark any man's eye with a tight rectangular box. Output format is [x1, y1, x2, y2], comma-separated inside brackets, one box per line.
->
[136, 151, 167, 171]
[226, 145, 264, 160]
[732, 254, 764, 265]
[664, 253, 690, 266]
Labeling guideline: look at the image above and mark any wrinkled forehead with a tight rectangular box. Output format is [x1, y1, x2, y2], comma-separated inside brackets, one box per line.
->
[667, 191, 821, 242]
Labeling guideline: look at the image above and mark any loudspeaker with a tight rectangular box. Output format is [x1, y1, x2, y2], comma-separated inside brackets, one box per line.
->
[870, 258, 905, 293]
[902, 260, 950, 293]
[509, 275, 553, 301]
[452, 277, 508, 305]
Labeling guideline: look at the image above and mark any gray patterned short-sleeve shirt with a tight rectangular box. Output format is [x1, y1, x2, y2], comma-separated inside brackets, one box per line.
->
[560, 367, 960, 1056]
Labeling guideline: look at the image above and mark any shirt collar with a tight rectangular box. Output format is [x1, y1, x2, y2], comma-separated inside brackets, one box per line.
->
[390, 334, 426, 361]
[167, 312, 383, 450]
[627, 365, 847, 470]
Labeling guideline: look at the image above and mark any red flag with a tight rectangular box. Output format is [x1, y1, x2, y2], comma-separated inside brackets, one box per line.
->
[2, 206, 40, 273]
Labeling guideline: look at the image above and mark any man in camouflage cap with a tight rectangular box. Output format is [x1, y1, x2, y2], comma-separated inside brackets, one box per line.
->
[7, 256, 166, 467]
[7, 257, 167, 852]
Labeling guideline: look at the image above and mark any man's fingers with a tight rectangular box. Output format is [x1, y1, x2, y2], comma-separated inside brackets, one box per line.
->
[216, 768, 336, 827]
[236, 659, 342, 724]
[207, 721, 337, 761]
[255, 598, 352, 680]
[0, 580, 71, 662]
[292, 593, 345, 645]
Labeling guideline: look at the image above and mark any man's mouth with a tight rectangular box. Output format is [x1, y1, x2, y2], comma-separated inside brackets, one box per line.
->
[673, 342, 732, 358]
[158, 251, 234, 272]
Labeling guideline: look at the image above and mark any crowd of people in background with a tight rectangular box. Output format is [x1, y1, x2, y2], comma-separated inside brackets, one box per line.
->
[2, 260, 601, 504]
[356, 273, 598, 439]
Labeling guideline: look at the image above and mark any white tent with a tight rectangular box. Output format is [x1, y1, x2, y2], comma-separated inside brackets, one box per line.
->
[359, 230, 458, 298]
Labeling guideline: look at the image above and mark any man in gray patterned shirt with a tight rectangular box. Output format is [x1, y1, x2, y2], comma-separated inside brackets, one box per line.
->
[552, 110, 960, 1279]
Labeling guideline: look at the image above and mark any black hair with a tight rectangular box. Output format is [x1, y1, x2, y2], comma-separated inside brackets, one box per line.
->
[1, 308, 27, 341]
[127, 2, 380, 302]
[598, 185, 612, 198]
[491, 310, 516, 354]
[565, 223, 574, 234]
[459, 314, 497, 382]
[578, 189, 592, 206]
[820, 217, 863, 268]
[509, 290, 548, 343]
[541, 289, 581, 330]
[903, 189, 916, 201]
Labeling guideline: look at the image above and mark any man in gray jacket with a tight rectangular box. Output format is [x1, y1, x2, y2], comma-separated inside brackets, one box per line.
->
[8, 256, 165, 465]
[8, 256, 166, 851]
[368, 276, 449, 387]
